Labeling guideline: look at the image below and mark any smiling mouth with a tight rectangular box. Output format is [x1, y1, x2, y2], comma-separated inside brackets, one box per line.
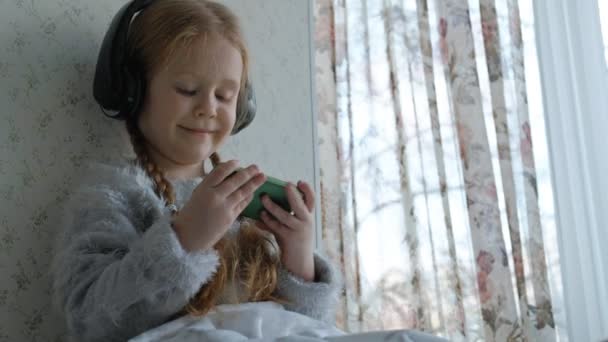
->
[180, 126, 213, 134]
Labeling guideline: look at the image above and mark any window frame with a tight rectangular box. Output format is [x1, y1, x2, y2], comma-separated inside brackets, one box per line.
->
[533, 0, 608, 340]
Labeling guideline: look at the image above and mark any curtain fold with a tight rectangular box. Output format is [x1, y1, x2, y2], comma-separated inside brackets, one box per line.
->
[314, 0, 560, 340]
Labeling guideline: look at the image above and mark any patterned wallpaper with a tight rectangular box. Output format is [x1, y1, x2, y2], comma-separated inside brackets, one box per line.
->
[0, 0, 316, 340]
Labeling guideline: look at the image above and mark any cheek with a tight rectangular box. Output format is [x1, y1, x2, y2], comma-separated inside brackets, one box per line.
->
[169, 93, 192, 113]
[157, 90, 190, 115]
[148, 93, 192, 127]
[138, 97, 180, 136]
[222, 103, 238, 124]
[138, 110, 165, 143]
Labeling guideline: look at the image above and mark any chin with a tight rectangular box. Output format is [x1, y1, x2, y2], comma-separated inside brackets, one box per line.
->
[169, 152, 203, 166]
[187, 154, 209, 165]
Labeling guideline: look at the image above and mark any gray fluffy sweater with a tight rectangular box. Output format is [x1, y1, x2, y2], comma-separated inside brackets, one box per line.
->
[50, 157, 342, 342]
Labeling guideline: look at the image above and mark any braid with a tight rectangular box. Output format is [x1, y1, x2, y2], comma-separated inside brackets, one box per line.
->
[126, 119, 177, 207]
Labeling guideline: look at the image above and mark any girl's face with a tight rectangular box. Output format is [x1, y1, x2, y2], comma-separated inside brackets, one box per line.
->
[138, 35, 243, 175]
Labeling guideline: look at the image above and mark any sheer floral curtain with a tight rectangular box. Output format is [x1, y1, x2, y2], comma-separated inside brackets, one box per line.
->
[314, 0, 566, 341]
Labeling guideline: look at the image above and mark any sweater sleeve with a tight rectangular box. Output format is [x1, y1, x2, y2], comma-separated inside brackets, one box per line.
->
[273, 251, 343, 323]
[50, 184, 219, 342]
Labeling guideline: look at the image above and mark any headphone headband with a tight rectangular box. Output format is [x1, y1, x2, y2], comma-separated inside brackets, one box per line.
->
[92, 0, 256, 135]
[93, 0, 154, 116]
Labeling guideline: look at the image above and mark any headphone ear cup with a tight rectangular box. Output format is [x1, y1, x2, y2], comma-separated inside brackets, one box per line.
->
[94, 0, 155, 119]
[232, 80, 257, 135]
[121, 64, 146, 119]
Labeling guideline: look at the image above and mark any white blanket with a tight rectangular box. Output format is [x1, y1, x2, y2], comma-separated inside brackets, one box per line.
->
[128, 302, 448, 342]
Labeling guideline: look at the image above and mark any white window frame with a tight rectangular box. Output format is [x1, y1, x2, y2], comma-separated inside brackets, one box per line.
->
[533, 0, 608, 340]
[307, 0, 323, 251]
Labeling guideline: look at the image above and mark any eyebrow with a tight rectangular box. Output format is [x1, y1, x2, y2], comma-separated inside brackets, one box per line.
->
[221, 79, 240, 90]
[175, 72, 240, 90]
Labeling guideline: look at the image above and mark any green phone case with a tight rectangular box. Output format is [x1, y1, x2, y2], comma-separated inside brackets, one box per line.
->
[243, 175, 291, 220]
[230, 168, 292, 220]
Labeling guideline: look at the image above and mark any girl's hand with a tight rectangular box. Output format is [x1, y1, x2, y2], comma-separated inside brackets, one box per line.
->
[172, 160, 267, 253]
[255, 180, 316, 282]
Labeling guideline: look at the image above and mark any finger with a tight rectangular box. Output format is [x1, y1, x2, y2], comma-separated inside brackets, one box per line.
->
[228, 172, 266, 206]
[261, 195, 299, 228]
[235, 191, 255, 215]
[285, 182, 308, 219]
[297, 181, 315, 212]
[217, 164, 261, 197]
[204, 159, 240, 187]
[259, 210, 289, 238]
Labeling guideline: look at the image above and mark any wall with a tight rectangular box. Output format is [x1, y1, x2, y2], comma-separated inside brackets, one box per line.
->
[0, 0, 316, 340]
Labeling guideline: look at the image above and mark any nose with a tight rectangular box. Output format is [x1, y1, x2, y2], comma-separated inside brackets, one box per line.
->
[194, 91, 217, 118]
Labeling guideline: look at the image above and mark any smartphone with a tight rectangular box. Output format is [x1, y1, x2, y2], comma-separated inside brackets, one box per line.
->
[229, 167, 297, 220]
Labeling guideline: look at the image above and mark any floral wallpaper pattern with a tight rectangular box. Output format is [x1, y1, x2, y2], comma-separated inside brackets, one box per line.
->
[315, 0, 565, 341]
[0, 0, 316, 340]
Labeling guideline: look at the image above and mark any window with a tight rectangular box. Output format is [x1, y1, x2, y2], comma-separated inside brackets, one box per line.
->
[599, 0, 608, 65]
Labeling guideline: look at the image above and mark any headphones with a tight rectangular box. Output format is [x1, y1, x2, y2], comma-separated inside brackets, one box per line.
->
[92, 0, 257, 135]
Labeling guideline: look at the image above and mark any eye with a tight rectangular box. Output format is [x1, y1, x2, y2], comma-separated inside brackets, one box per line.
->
[216, 91, 236, 102]
[215, 93, 229, 102]
[176, 87, 197, 97]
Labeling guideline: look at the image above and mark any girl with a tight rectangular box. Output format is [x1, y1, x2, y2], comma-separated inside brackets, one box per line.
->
[50, 0, 341, 341]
